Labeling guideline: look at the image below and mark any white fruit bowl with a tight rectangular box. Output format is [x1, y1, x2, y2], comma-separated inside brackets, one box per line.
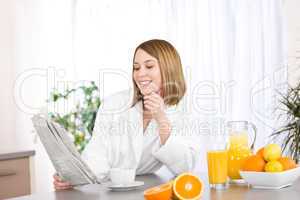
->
[239, 166, 300, 189]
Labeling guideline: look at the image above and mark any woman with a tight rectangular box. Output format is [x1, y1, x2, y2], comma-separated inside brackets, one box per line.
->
[53, 39, 199, 190]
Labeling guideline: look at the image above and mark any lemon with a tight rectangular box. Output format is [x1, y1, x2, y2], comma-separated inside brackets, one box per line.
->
[263, 143, 281, 161]
[265, 161, 283, 172]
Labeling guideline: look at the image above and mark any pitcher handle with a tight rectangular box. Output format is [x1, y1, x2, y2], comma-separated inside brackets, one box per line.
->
[249, 122, 257, 151]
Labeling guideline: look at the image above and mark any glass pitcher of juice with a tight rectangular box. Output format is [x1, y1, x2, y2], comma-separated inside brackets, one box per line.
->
[227, 121, 257, 180]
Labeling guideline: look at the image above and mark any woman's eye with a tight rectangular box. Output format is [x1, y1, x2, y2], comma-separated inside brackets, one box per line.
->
[146, 65, 153, 69]
[133, 67, 140, 70]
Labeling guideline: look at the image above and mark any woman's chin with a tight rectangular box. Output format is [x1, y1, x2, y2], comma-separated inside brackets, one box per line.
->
[139, 88, 151, 95]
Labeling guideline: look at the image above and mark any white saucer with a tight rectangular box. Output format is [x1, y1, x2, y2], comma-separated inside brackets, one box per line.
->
[104, 181, 144, 191]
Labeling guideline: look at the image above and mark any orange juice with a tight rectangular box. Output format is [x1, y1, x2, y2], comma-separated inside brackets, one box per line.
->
[229, 132, 248, 148]
[228, 147, 252, 179]
[207, 150, 228, 184]
[228, 133, 252, 179]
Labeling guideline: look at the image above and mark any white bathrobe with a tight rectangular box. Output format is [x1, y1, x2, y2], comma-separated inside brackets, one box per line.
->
[81, 90, 200, 182]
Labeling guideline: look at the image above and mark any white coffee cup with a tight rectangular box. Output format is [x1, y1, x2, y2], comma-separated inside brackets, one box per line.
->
[109, 168, 135, 185]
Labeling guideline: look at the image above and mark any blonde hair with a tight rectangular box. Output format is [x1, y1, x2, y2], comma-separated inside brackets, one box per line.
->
[132, 39, 186, 106]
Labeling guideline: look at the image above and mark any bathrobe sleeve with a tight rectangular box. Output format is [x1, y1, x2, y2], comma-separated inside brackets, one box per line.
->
[81, 90, 132, 182]
[151, 116, 200, 175]
[81, 105, 113, 182]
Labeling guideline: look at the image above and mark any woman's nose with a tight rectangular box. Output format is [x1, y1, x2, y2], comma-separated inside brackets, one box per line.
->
[137, 67, 147, 77]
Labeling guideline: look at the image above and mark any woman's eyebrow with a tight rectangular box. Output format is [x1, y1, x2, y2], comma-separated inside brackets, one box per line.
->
[134, 59, 156, 65]
[144, 59, 156, 63]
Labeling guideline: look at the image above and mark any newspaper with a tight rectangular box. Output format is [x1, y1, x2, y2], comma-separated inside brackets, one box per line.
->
[31, 114, 101, 186]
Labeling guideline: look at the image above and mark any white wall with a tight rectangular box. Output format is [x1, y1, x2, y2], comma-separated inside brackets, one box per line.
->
[0, 0, 73, 193]
[0, 0, 16, 149]
[0, 0, 54, 193]
[284, 0, 300, 86]
[12, 0, 74, 193]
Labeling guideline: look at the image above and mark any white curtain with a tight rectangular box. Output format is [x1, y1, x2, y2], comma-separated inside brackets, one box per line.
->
[13, 0, 75, 192]
[73, 0, 287, 171]
[12, 0, 286, 190]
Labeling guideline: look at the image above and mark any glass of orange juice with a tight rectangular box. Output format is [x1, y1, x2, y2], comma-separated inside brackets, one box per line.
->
[207, 136, 228, 190]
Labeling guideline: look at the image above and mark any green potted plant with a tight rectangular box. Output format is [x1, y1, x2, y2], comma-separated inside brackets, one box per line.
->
[47, 81, 101, 153]
[272, 81, 300, 163]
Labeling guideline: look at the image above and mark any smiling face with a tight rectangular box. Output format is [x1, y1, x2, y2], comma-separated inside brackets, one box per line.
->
[132, 39, 186, 106]
[133, 48, 162, 96]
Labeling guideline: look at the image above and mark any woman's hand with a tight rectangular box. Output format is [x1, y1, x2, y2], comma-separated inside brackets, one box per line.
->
[143, 92, 171, 144]
[143, 92, 166, 123]
[53, 174, 73, 190]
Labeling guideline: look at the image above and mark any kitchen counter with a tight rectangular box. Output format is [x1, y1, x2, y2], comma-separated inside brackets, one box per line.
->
[9, 172, 300, 200]
[0, 149, 35, 161]
[0, 149, 35, 199]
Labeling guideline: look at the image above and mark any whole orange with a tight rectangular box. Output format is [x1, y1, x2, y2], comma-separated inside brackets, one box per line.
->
[241, 155, 266, 172]
[256, 147, 265, 159]
[278, 157, 297, 171]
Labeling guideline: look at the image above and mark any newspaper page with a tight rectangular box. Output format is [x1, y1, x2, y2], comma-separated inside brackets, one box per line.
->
[31, 114, 100, 186]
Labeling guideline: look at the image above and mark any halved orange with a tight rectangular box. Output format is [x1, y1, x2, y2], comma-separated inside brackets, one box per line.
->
[144, 181, 173, 200]
[173, 173, 203, 200]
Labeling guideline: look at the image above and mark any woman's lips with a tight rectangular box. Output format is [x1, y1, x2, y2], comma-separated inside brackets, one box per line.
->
[139, 80, 152, 87]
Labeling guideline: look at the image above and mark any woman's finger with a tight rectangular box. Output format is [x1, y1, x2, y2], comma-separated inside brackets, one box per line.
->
[144, 91, 161, 99]
[55, 179, 71, 186]
[144, 103, 154, 111]
[53, 175, 70, 185]
[55, 184, 71, 189]
[144, 93, 162, 105]
[143, 96, 159, 105]
[144, 100, 159, 109]
[53, 174, 62, 182]
[151, 91, 161, 98]
[143, 98, 158, 105]
[151, 92, 164, 104]
[144, 104, 160, 115]
[141, 82, 159, 95]
[144, 103, 155, 111]
[55, 185, 72, 190]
